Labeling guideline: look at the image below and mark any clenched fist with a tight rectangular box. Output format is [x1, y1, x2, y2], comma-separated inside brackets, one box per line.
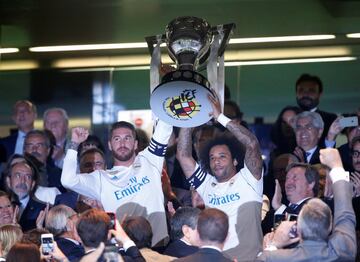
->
[71, 127, 89, 144]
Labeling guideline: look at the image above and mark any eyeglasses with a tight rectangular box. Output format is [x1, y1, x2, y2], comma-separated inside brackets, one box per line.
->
[351, 150, 360, 158]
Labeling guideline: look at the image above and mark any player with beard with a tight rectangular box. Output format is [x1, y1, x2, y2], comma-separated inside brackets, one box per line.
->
[61, 120, 172, 247]
[295, 74, 337, 146]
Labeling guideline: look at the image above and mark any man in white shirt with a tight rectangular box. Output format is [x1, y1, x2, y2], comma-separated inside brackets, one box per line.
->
[61, 120, 172, 246]
[176, 94, 263, 261]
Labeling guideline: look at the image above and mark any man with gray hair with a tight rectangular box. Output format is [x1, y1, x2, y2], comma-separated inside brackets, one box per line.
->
[293, 111, 329, 164]
[43, 107, 69, 168]
[164, 207, 200, 257]
[23, 130, 64, 192]
[257, 148, 356, 261]
[45, 204, 84, 261]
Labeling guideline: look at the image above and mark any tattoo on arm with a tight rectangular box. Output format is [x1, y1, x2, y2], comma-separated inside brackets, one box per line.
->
[176, 128, 196, 178]
[68, 141, 79, 151]
[226, 121, 262, 180]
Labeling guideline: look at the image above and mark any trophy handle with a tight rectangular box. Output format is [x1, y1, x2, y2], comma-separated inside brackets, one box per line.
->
[145, 34, 166, 55]
[213, 23, 236, 57]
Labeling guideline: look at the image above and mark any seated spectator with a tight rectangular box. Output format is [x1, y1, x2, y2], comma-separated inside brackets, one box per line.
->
[123, 216, 176, 262]
[174, 208, 232, 262]
[6, 242, 41, 262]
[77, 135, 106, 157]
[23, 130, 65, 192]
[45, 205, 84, 261]
[0, 191, 16, 226]
[77, 209, 145, 261]
[293, 111, 325, 164]
[257, 148, 356, 261]
[164, 207, 200, 257]
[0, 224, 23, 259]
[338, 120, 360, 172]
[263, 153, 298, 205]
[262, 162, 319, 234]
[22, 228, 49, 247]
[4, 154, 59, 205]
[270, 106, 301, 159]
[3, 155, 47, 231]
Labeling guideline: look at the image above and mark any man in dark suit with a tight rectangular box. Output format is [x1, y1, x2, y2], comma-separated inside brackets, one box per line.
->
[0, 100, 37, 162]
[295, 74, 337, 146]
[262, 162, 319, 234]
[76, 209, 145, 262]
[23, 130, 65, 192]
[174, 208, 232, 262]
[5, 157, 46, 231]
[292, 111, 331, 165]
[257, 148, 357, 261]
[45, 204, 84, 261]
[164, 207, 200, 257]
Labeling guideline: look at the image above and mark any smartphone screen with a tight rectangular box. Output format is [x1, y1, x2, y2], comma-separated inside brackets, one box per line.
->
[41, 234, 54, 255]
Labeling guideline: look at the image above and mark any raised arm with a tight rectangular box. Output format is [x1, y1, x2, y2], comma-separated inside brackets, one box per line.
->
[209, 94, 263, 180]
[176, 127, 197, 179]
[61, 127, 100, 200]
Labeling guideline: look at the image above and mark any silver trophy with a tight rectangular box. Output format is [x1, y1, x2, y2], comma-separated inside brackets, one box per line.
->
[146, 16, 235, 127]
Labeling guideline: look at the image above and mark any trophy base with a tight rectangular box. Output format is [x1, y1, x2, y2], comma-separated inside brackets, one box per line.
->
[150, 70, 214, 127]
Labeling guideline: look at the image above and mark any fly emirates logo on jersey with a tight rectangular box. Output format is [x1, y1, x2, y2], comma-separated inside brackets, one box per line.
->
[114, 176, 150, 200]
[208, 193, 240, 206]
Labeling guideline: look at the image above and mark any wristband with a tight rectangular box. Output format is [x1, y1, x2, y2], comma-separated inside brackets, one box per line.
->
[217, 113, 231, 127]
[329, 167, 349, 183]
[68, 141, 79, 151]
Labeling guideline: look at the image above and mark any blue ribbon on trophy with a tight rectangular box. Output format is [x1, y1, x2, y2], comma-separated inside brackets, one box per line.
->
[146, 17, 235, 127]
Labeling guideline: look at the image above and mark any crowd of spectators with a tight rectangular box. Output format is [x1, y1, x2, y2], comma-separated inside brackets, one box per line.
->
[0, 73, 358, 261]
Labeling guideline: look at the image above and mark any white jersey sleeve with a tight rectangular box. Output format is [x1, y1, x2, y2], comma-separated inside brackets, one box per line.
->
[139, 119, 172, 174]
[61, 149, 101, 200]
[186, 163, 209, 189]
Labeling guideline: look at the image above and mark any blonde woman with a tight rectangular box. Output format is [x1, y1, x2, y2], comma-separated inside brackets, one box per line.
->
[0, 224, 23, 259]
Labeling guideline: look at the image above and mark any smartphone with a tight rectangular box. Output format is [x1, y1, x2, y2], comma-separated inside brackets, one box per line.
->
[41, 233, 54, 255]
[273, 214, 286, 230]
[107, 212, 116, 230]
[339, 116, 358, 128]
[288, 224, 298, 238]
[287, 214, 298, 222]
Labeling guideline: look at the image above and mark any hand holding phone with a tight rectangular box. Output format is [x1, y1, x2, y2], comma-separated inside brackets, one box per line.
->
[41, 233, 54, 255]
[339, 116, 358, 128]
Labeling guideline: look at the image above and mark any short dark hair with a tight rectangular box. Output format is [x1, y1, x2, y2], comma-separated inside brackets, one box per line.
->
[224, 100, 243, 120]
[110, 121, 136, 139]
[295, 73, 323, 94]
[170, 207, 201, 241]
[76, 209, 111, 248]
[286, 162, 319, 196]
[78, 135, 106, 155]
[25, 130, 51, 148]
[79, 147, 105, 162]
[123, 216, 152, 249]
[197, 208, 228, 244]
[200, 135, 245, 174]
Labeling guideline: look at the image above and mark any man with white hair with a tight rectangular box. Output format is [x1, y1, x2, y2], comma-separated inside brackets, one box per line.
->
[43, 107, 69, 168]
[257, 148, 357, 261]
[293, 111, 326, 164]
[45, 205, 84, 261]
